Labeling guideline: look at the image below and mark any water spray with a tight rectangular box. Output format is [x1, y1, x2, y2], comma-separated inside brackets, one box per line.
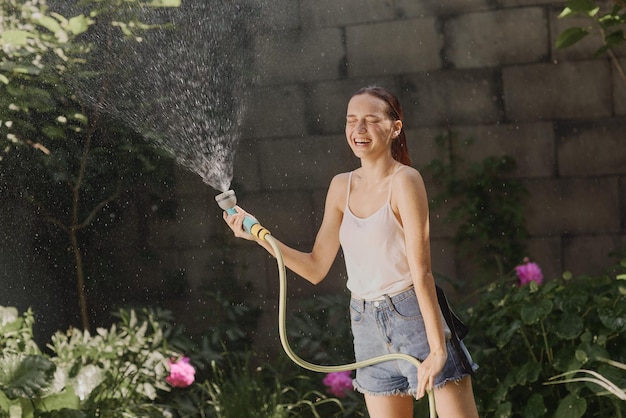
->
[217, 190, 437, 417]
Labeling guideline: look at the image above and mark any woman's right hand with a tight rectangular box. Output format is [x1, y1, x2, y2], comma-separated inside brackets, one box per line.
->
[222, 205, 258, 241]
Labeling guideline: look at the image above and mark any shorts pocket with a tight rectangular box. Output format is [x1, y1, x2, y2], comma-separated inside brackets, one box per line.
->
[349, 299, 364, 324]
[392, 295, 422, 320]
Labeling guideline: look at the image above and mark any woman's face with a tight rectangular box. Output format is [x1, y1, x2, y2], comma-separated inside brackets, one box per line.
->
[345, 94, 401, 161]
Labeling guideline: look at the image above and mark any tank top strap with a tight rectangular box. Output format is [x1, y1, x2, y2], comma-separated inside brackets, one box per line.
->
[345, 171, 354, 210]
[387, 165, 405, 201]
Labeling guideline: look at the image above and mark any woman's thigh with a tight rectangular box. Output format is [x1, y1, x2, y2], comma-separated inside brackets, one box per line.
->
[433, 375, 479, 418]
[364, 394, 414, 418]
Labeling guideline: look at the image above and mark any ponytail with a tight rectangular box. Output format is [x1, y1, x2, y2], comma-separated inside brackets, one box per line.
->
[392, 131, 411, 166]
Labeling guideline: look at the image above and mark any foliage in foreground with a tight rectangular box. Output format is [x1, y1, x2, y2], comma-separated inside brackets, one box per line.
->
[465, 250, 626, 418]
[0, 293, 360, 418]
[0, 307, 177, 417]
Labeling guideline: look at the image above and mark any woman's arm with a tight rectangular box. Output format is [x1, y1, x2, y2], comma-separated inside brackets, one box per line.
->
[393, 168, 447, 399]
[223, 173, 347, 285]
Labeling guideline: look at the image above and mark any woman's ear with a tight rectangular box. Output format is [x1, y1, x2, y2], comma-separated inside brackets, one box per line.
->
[393, 120, 402, 137]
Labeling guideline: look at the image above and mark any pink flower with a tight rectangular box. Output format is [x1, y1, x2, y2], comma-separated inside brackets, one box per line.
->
[166, 357, 195, 388]
[323, 371, 353, 398]
[515, 258, 543, 286]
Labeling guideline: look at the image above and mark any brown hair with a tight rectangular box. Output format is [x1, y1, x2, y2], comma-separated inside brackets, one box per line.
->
[351, 86, 411, 166]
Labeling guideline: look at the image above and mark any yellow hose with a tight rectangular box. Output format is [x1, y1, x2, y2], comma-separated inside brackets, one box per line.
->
[264, 234, 437, 417]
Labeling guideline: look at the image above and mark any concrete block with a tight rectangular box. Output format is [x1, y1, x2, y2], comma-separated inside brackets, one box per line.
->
[257, 135, 352, 190]
[241, 84, 307, 138]
[306, 78, 400, 135]
[232, 137, 263, 192]
[253, 28, 345, 84]
[250, 0, 300, 31]
[406, 127, 445, 168]
[622, 178, 626, 232]
[346, 18, 442, 77]
[241, 190, 318, 244]
[173, 166, 214, 197]
[556, 119, 626, 177]
[563, 235, 624, 277]
[524, 178, 620, 235]
[430, 237, 458, 279]
[430, 123, 556, 178]
[499, 0, 565, 7]
[311, 189, 329, 231]
[148, 192, 224, 250]
[300, 0, 395, 28]
[427, 196, 459, 239]
[395, 0, 490, 18]
[401, 69, 502, 127]
[503, 61, 613, 121]
[615, 58, 626, 115]
[445, 8, 549, 68]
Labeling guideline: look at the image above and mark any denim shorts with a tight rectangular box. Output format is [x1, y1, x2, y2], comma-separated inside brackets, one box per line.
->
[350, 287, 478, 396]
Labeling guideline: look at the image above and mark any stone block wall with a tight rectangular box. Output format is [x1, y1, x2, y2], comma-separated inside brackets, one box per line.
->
[150, 1, 625, 344]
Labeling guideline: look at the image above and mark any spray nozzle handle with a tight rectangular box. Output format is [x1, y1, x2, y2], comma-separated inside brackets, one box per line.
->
[216, 190, 270, 241]
[225, 207, 260, 233]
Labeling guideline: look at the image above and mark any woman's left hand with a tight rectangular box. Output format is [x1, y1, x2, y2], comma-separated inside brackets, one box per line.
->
[416, 348, 447, 400]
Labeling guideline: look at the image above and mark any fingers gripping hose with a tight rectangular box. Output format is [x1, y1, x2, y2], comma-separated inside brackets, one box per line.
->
[216, 190, 436, 416]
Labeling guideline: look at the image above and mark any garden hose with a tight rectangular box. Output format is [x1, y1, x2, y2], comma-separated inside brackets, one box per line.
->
[215, 190, 436, 417]
[264, 234, 437, 417]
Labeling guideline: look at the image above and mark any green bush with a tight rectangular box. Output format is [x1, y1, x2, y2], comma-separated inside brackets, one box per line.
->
[0, 306, 179, 417]
[465, 251, 626, 417]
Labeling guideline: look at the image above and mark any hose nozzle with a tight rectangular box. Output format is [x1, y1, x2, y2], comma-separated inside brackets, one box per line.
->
[215, 189, 271, 241]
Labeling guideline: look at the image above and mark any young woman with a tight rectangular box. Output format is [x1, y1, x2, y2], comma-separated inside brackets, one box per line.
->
[223, 86, 479, 417]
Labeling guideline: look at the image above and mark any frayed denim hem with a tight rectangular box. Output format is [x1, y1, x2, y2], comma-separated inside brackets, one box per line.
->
[353, 384, 416, 397]
[433, 372, 471, 390]
[353, 370, 476, 398]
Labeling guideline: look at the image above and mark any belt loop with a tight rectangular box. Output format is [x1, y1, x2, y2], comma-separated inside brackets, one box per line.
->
[384, 294, 397, 313]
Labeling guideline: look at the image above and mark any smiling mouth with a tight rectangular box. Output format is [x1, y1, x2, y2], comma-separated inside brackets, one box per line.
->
[354, 138, 371, 145]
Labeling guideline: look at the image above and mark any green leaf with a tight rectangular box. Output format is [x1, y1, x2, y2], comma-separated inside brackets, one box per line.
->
[37, 408, 87, 418]
[36, 387, 81, 413]
[564, 0, 599, 16]
[42, 125, 66, 140]
[523, 393, 547, 418]
[0, 74, 8, 84]
[0, 306, 19, 326]
[35, 16, 62, 34]
[556, 27, 589, 49]
[605, 30, 625, 48]
[514, 361, 542, 385]
[521, 298, 553, 324]
[147, 0, 182, 6]
[555, 393, 587, 418]
[67, 15, 92, 35]
[497, 320, 522, 348]
[554, 314, 584, 339]
[598, 307, 626, 332]
[0, 30, 32, 46]
[2, 355, 56, 399]
[558, 7, 574, 19]
[494, 401, 512, 418]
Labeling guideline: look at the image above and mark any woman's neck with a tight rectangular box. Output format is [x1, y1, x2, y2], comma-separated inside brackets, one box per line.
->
[358, 156, 399, 185]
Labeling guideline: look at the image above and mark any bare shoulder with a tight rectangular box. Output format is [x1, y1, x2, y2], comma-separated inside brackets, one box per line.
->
[391, 165, 428, 216]
[394, 165, 426, 191]
[326, 172, 350, 211]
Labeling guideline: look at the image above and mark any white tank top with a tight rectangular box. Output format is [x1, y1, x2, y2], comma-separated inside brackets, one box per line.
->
[339, 166, 413, 300]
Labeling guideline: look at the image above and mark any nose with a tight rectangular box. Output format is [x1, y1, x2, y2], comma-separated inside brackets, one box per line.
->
[356, 119, 367, 132]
